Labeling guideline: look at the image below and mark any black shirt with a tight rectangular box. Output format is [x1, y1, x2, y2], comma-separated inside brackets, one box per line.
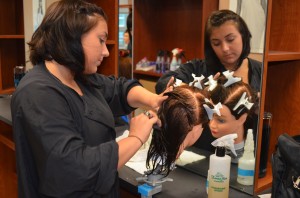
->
[11, 63, 140, 197]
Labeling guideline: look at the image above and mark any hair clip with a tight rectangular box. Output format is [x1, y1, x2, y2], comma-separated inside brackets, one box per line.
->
[203, 102, 222, 120]
[189, 73, 205, 89]
[173, 78, 183, 87]
[233, 92, 254, 114]
[223, 70, 241, 87]
[204, 75, 218, 91]
[204, 98, 211, 103]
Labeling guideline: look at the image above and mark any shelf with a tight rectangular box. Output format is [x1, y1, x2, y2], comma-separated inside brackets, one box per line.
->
[0, 87, 15, 95]
[133, 70, 163, 82]
[0, 134, 15, 151]
[0, 121, 14, 151]
[106, 39, 116, 45]
[119, 4, 132, 9]
[267, 51, 300, 62]
[0, 35, 24, 39]
[133, 70, 163, 77]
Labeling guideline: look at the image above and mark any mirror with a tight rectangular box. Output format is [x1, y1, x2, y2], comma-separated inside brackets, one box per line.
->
[118, 0, 268, 195]
[118, 0, 133, 79]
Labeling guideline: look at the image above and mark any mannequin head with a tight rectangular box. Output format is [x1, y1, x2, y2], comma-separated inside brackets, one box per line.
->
[206, 73, 257, 143]
[146, 85, 209, 176]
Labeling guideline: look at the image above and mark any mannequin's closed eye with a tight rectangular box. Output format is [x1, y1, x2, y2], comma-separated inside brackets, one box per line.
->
[212, 115, 226, 123]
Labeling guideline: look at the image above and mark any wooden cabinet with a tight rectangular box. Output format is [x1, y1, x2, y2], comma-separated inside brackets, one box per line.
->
[0, 121, 17, 198]
[133, 0, 219, 73]
[0, 0, 119, 96]
[0, 0, 25, 94]
[88, 0, 119, 76]
[254, 0, 300, 194]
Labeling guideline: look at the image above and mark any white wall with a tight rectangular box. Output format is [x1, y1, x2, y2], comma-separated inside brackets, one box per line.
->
[23, 0, 57, 70]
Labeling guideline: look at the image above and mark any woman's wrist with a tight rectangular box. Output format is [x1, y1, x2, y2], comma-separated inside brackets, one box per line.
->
[128, 135, 144, 146]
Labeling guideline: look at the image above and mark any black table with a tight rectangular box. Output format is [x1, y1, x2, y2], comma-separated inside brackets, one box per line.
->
[0, 97, 256, 197]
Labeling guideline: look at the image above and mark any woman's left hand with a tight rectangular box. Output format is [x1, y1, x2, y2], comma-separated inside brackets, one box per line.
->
[151, 94, 168, 112]
[151, 76, 174, 111]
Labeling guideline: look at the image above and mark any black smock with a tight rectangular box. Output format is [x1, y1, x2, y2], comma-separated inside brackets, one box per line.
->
[155, 58, 262, 152]
[11, 63, 140, 198]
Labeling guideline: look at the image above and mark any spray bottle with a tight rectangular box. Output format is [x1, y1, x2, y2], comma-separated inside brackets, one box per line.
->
[164, 50, 171, 72]
[177, 50, 185, 67]
[170, 48, 183, 71]
[155, 50, 164, 73]
[208, 134, 237, 198]
[237, 129, 255, 185]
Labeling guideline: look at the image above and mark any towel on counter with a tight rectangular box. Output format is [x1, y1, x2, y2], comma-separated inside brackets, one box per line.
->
[176, 150, 206, 166]
[116, 129, 206, 174]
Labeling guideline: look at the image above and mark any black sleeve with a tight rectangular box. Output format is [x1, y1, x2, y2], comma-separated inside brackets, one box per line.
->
[155, 59, 208, 94]
[88, 74, 142, 116]
[248, 58, 262, 92]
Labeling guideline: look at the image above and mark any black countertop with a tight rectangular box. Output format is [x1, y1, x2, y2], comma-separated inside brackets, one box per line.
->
[0, 97, 256, 197]
[0, 95, 12, 125]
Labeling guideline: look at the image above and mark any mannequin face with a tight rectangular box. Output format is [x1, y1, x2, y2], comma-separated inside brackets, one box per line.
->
[209, 105, 245, 141]
[210, 21, 243, 70]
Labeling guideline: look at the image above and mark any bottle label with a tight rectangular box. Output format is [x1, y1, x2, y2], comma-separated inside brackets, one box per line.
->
[209, 172, 229, 197]
[238, 168, 254, 176]
[211, 172, 227, 183]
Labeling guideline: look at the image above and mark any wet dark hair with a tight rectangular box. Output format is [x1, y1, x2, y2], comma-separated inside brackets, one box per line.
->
[28, 0, 108, 80]
[204, 9, 252, 73]
[146, 85, 209, 176]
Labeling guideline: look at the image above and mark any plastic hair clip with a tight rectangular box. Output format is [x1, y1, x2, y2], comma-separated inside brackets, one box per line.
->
[223, 70, 241, 87]
[189, 73, 205, 89]
[173, 78, 183, 87]
[204, 98, 211, 103]
[233, 92, 254, 114]
[204, 75, 218, 91]
[203, 102, 222, 120]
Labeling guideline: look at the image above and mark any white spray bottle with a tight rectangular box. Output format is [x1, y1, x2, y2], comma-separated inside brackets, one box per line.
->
[208, 134, 237, 198]
[170, 48, 182, 71]
[237, 129, 255, 185]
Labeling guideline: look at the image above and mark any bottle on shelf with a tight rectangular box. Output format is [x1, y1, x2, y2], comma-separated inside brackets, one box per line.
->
[170, 48, 183, 71]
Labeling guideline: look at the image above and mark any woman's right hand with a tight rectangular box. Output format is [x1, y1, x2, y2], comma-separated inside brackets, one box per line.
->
[128, 110, 158, 143]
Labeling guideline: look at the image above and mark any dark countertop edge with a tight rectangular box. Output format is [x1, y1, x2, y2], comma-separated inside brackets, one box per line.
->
[0, 96, 12, 125]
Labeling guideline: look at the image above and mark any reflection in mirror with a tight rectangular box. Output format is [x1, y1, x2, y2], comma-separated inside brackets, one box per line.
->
[118, 0, 132, 79]
[123, 0, 268, 196]
[181, 1, 267, 195]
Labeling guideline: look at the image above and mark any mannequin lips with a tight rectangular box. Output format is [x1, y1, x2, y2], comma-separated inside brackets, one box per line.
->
[211, 130, 219, 137]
